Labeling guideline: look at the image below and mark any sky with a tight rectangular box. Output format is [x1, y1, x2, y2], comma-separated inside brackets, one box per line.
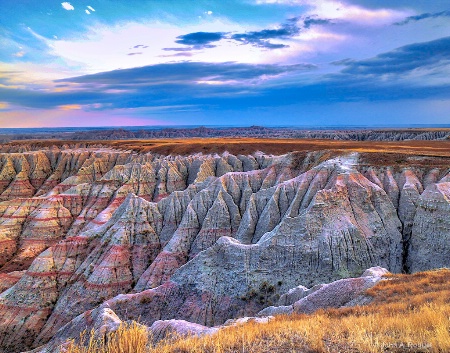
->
[0, 0, 449, 128]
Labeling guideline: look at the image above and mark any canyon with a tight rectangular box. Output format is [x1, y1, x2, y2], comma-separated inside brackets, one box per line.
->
[0, 139, 448, 352]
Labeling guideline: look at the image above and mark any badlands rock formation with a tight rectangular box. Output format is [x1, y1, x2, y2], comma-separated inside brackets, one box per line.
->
[258, 266, 389, 316]
[32, 266, 387, 353]
[2, 126, 450, 142]
[0, 146, 448, 352]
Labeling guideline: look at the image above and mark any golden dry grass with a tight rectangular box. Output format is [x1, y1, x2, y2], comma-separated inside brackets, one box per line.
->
[65, 269, 450, 353]
[64, 321, 149, 353]
[8, 137, 450, 159]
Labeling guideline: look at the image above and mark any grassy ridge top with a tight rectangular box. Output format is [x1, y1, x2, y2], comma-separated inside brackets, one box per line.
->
[6, 137, 450, 158]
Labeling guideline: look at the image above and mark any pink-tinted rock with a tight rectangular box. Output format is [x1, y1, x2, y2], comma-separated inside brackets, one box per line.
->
[0, 148, 449, 353]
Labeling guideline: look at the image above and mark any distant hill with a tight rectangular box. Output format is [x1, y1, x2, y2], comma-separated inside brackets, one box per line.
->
[1, 126, 450, 142]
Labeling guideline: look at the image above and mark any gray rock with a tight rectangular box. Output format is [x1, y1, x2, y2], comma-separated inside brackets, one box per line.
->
[150, 319, 218, 343]
[408, 182, 450, 272]
[362, 266, 389, 277]
[277, 285, 309, 306]
[33, 307, 124, 353]
[223, 316, 274, 326]
[293, 272, 384, 314]
[258, 266, 387, 317]
[258, 305, 294, 316]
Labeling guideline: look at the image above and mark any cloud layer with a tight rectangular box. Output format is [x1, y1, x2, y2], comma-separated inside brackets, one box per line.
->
[1, 36, 449, 114]
[1, 0, 449, 126]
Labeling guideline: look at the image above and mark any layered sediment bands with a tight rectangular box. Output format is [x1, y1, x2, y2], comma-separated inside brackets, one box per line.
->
[0, 271, 24, 293]
[0, 151, 265, 275]
[0, 150, 132, 201]
[0, 148, 449, 352]
[0, 150, 273, 352]
[32, 156, 404, 347]
[35, 165, 291, 345]
[96, 159, 403, 331]
[35, 194, 164, 346]
[0, 248, 58, 353]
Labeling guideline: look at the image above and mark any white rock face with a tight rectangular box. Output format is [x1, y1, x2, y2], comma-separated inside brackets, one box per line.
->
[362, 266, 390, 277]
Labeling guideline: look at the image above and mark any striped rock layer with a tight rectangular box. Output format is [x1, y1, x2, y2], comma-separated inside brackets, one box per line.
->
[0, 147, 448, 352]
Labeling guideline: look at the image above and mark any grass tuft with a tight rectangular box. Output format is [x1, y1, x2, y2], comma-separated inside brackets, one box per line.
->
[64, 321, 148, 353]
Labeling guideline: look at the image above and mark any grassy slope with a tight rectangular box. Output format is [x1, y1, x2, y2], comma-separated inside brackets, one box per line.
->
[66, 269, 450, 353]
[7, 137, 450, 157]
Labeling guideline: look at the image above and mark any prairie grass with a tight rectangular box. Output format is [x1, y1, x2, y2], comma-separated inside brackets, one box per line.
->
[12, 138, 450, 159]
[64, 321, 148, 353]
[65, 269, 450, 353]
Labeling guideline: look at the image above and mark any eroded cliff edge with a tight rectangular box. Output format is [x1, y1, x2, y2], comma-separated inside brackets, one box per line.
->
[0, 146, 448, 352]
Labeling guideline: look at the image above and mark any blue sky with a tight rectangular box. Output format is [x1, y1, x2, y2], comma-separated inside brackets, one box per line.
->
[0, 0, 449, 127]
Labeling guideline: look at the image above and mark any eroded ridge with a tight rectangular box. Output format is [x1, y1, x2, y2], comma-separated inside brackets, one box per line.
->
[0, 148, 448, 353]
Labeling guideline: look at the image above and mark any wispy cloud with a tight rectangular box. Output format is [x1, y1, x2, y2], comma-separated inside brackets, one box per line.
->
[58, 62, 315, 86]
[25, 20, 264, 73]
[171, 15, 333, 51]
[61, 2, 74, 11]
[255, 0, 409, 25]
[0, 62, 315, 110]
[338, 36, 450, 77]
[394, 11, 450, 25]
[175, 32, 226, 47]
[230, 22, 298, 48]
[303, 16, 332, 29]
[13, 51, 25, 58]
[59, 104, 82, 110]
